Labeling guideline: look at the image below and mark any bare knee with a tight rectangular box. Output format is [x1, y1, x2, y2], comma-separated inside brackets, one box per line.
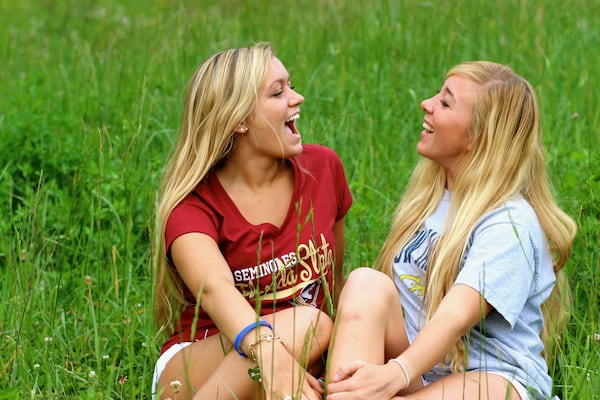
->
[267, 306, 332, 359]
[339, 267, 397, 311]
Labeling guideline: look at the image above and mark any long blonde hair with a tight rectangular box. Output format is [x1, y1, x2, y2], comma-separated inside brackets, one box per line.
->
[153, 42, 274, 333]
[374, 61, 577, 369]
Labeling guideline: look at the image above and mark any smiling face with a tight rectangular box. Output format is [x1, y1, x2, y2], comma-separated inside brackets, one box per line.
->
[418, 74, 480, 186]
[242, 56, 305, 159]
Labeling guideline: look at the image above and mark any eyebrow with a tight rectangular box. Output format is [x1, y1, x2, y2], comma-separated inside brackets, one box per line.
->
[270, 77, 288, 88]
[444, 86, 455, 99]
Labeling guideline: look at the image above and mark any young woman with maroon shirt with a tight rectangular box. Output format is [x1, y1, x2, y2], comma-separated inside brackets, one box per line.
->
[153, 42, 352, 400]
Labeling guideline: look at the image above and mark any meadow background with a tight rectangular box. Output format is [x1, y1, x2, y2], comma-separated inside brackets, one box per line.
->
[1, 0, 598, 398]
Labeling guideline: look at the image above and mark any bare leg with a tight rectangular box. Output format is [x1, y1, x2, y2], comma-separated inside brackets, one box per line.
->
[328, 269, 523, 400]
[327, 268, 419, 389]
[157, 306, 332, 400]
[394, 371, 521, 400]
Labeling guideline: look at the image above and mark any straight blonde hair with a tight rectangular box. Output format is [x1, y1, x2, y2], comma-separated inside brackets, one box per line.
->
[153, 43, 274, 333]
[374, 61, 577, 370]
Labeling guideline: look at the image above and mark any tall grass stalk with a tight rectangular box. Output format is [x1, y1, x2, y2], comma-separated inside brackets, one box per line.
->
[1, 0, 598, 398]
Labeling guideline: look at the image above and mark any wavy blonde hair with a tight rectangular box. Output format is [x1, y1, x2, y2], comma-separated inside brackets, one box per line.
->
[153, 42, 274, 333]
[374, 61, 576, 370]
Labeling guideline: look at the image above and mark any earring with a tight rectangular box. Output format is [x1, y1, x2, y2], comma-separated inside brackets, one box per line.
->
[240, 127, 248, 133]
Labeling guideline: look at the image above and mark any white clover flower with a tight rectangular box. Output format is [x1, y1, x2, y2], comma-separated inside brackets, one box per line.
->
[33, 363, 40, 369]
[89, 370, 96, 378]
[170, 380, 182, 393]
[44, 337, 53, 344]
[103, 354, 110, 360]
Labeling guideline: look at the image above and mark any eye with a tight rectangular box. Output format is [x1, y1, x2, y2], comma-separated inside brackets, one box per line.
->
[440, 99, 449, 107]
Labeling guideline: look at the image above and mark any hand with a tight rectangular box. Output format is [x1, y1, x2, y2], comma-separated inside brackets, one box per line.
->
[326, 360, 404, 400]
[257, 340, 324, 400]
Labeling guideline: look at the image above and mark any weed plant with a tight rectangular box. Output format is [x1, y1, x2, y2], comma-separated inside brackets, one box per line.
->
[0, 0, 598, 398]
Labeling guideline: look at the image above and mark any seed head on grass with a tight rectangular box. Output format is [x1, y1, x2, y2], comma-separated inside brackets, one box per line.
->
[170, 380, 182, 393]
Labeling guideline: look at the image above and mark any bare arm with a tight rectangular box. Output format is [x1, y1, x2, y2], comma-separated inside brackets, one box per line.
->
[397, 284, 492, 384]
[171, 232, 323, 399]
[328, 284, 491, 399]
[171, 232, 270, 349]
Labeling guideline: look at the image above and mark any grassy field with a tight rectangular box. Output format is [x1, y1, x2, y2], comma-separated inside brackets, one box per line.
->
[0, 0, 598, 398]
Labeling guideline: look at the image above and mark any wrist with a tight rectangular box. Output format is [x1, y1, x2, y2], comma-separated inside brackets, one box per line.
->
[246, 333, 284, 383]
[234, 320, 273, 357]
[388, 357, 411, 391]
[249, 334, 284, 363]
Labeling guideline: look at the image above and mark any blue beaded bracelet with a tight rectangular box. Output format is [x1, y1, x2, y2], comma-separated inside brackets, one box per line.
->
[234, 320, 273, 357]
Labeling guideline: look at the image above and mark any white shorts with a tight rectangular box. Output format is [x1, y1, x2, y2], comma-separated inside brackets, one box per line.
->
[487, 372, 560, 400]
[421, 371, 533, 400]
[487, 371, 530, 400]
[151, 342, 193, 400]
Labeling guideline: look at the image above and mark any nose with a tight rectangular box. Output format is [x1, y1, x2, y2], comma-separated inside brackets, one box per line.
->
[421, 97, 433, 113]
[291, 88, 304, 106]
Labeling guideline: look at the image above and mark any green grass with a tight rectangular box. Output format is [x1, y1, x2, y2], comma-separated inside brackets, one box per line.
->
[1, 0, 598, 398]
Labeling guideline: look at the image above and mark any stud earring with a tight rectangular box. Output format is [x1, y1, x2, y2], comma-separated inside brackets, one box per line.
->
[240, 127, 248, 133]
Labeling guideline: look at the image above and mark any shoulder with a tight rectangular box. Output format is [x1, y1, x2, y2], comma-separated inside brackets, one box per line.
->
[478, 196, 540, 231]
[166, 176, 223, 239]
[471, 195, 547, 255]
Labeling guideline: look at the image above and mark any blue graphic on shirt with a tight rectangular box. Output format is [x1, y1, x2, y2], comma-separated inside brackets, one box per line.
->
[394, 228, 439, 273]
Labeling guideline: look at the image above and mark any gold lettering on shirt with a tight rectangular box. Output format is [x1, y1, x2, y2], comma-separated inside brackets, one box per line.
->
[235, 234, 334, 300]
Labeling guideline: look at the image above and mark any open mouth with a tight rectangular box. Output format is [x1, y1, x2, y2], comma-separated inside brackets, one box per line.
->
[423, 121, 434, 134]
[286, 114, 300, 135]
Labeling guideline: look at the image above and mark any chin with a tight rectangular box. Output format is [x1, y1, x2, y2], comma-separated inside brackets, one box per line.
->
[416, 143, 428, 158]
[288, 145, 304, 158]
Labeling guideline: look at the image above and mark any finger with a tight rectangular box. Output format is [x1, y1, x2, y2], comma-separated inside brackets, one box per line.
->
[303, 384, 322, 400]
[332, 360, 363, 382]
[304, 372, 324, 394]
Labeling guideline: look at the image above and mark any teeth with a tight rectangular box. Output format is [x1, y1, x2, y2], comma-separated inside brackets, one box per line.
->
[286, 114, 300, 123]
[423, 121, 434, 133]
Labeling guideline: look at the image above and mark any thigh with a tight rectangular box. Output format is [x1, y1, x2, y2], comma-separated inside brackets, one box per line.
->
[399, 371, 521, 400]
[157, 334, 234, 400]
[262, 305, 333, 375]
[156, 306, 332, 400]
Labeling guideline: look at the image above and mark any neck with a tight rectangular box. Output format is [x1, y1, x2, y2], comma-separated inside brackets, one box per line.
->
[218, 150, 290, 191]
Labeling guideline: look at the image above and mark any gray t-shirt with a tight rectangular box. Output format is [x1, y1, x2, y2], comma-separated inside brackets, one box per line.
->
[392, 191, 555, 399]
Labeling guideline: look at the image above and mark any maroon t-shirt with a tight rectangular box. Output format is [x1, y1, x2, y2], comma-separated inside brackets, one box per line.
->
[161, 144, 353, 354]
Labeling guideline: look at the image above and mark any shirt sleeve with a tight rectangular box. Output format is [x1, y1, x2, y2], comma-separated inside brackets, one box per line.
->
[164, 195, 220, 255]
[455, 206, 539, 328]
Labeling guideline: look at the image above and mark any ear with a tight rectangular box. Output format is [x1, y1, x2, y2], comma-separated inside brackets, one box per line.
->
[235, 122, 248, 134]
